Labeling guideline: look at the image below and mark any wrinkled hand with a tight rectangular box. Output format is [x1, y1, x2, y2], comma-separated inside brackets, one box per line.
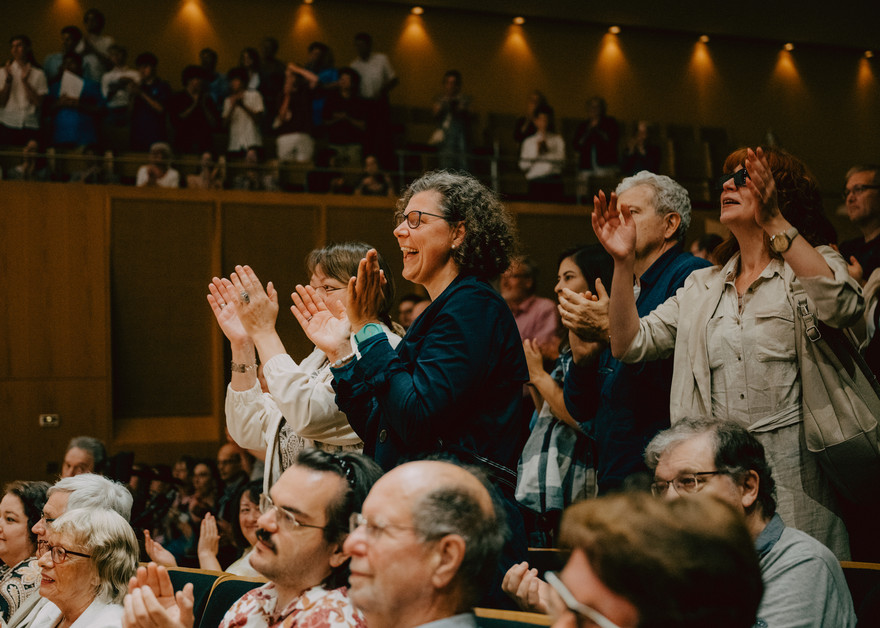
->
[744, 147, 781, 230]
[502, 562, 550, 614]
[123, 563, 194, 628]
[143, 531, 178, 568]
[522, 339, 545, 382]
[207, 278, 251, 346]
[228, 265, 279, 338]
[197, 513, 220, 559]
[558, 278, 610, 342]
[591, 190, 636, 262]
[346, 249, 387, 330]
[291, 284, 351, 359]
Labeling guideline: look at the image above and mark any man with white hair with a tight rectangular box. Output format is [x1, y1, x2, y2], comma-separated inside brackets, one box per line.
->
[6, 473, 133, 628]
[561, 172, 710, 493]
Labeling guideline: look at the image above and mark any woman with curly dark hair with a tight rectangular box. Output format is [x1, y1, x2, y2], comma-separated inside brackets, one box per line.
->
[0, 480, 49, 623]
[593, 146, 863, 559]
[292, 170, 528, 488]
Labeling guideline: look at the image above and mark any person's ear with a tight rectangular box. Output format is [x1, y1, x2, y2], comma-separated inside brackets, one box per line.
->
[664, 213, 682, 242]
[739, 470, 760, 510]
[451, 222, 466, 250]
[430, 534, 466, 589]
[328, 542, 349, 569]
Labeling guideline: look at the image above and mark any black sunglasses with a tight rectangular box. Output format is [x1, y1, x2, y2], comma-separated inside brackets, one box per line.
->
[715, 169, 749, 191]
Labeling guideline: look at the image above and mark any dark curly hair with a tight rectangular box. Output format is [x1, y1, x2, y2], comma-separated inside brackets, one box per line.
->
[396, 170, 518, 281]
[715, 147, 836, 265]
[4, 480, 50, 550]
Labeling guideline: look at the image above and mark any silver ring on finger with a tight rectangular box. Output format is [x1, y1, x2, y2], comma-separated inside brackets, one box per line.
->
[307, 316, 313, 322]
[219, 302, 226, 309]
[240, 291, 250, 304]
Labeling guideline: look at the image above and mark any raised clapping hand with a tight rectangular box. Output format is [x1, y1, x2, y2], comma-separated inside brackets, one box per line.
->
[558, 278, 610, 343]
[197, 513, 220, 560]
[591, 190, 636, 263]
[143, 530, 178, 569]
[122, 562, 195, 628]
[290, 284, 352, 361]
[743, 147, 782, 231]
[502, 562, 551, 614]
[226, 265, 279, 339]
[522, 339, 545, 382]
[346, 249, 387, 331]
[206, 278, 250, 346]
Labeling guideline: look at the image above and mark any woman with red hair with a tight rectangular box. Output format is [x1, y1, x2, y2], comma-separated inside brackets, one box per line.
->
[593, 146, 862, 559]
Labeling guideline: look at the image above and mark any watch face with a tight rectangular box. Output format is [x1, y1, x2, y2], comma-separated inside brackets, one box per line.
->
[772, 234, 790, 253]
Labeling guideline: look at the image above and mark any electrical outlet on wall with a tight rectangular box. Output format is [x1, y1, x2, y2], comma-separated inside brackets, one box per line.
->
[39, 414, 60, 428]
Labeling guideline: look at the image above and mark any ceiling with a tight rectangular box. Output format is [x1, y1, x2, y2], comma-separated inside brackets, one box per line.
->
[368, 0, 880, 52]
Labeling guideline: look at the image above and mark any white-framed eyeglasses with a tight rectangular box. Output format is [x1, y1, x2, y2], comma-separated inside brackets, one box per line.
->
[259, 493, 326, 531]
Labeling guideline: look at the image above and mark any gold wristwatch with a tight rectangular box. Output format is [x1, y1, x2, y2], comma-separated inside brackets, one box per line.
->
[770, 226, 799, 253]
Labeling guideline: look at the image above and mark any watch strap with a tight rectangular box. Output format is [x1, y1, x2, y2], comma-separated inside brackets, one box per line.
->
[354, 323, 383, 345]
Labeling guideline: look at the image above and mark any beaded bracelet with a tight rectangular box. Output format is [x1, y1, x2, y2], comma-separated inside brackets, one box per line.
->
[330, 352, 356, 368]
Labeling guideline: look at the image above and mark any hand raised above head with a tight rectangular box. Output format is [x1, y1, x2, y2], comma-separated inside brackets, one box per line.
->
[227, 265, 279, 337]
[744, 147, 781, 230]
[592, 190, 636, 263]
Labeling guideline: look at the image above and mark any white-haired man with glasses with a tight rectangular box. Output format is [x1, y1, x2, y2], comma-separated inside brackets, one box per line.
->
[646, 417, 855, 628]
[344, 460, 507, 628]
[122, 449, 382, 628]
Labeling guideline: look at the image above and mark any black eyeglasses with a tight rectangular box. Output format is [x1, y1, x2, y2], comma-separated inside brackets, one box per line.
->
[650, 471, 728, 497]
[842, 184, 880, 201]
[394, 210, 447, 229]
[42, 544, 92, 564]
[715, 169, 749, 191]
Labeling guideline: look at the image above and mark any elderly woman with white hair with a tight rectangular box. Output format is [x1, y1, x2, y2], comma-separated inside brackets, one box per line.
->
[31, 508, 138, 628]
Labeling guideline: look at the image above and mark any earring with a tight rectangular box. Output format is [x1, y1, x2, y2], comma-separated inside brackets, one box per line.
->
[451, 244, 457, 250]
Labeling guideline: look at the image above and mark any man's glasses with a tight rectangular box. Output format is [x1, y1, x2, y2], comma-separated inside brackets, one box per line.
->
[545, 571, 622, 628]
[41, 544, 91, 564]
[842, 184, 880, 201]
[394, 210, 447, 229]
[650, 471, 727, 497]
[715, 169, 749, 191]
[349, 512, 416, 539]
[259, 494, 326, 531]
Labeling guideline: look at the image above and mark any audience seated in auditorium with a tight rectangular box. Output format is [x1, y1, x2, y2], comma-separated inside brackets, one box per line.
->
[513, 89, 549, 145]
[186, 151, 225, 189]
[395, 293, 427, 330]
[0, 35, 48, 146]
[620, 120, 662, 176]
[5, 473, 132, 628]
[62, 435, 107, 478]
[231, 148, 278, 191]
[573, 95, 620, 197]
[508, 491, 764, 628]
[223, 67, 264, 159]
[101, 45, 140, 127]
[6, 140, 49, 181]
[78, 8, 114, 82]
[519, 105, 565, 201]
[167, 65, 219, 156]
[501, 256, 559, 357]
[841, 164, 880, 284]
[272, 63, 317, 163]
[562, 172, 710, 495]
[353, 154, 394, 196]
[593, 146, 860, 558]
[322, 67, 366, 167]
[136, 142, 180, 188]
[646, 418, 856, 627]
[346, 460, 506, 628]
[129, 52, 171, 152]
[0, 481, 49, 625]
[432, 69, 471, 171]
[123, 450, 382, 628]
[43, 26, 84, 86]
[47, 52, 105, 150]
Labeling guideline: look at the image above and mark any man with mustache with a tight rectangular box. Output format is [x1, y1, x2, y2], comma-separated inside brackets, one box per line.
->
[123, 450, 382, 628]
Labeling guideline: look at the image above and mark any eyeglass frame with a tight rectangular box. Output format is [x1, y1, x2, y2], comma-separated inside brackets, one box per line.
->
[41, 543, 92, 564]
[715, 168, 749, 191]
[348, 512, 417, 539]
[544, 570, 623, 628]
[842, 184, 880, 201]
[309, 283, 346, 297]
[394, 209, 449, 229]
[649, 470, 729, 497]
[259, 493, 327, 531]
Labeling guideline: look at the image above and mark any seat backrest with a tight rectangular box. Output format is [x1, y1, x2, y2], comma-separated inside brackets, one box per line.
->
[198, 574, 267, 628]
[166, 566, 223, 628]
[840, 561, 880, 626]
[474, 607, 552, 627]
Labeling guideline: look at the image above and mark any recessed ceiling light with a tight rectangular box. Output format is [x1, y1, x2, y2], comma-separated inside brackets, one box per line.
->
[513, 16, 525, 25]
[411, 6, 424, 15]
[699, 35, 710, 43]
[866, 50, 875, 59]
[608, 25, 621, 35]
[783, 42, 794, 51]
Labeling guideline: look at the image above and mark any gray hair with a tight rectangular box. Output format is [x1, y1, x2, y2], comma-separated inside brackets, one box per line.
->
[66, 436, 107, 472]
[845, 164, 880, 184]
[410, 466, 508, 608]
[49, 508, 138, 604]
[48, 474, 133, 521]
[616, 171, 692, 244]
[644, 417, 777, 518]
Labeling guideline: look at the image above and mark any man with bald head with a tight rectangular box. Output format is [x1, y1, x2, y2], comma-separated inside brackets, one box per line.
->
[345, 460, 507, 628]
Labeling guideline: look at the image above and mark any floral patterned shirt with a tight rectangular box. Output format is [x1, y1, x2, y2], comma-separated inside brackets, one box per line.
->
[0, 556, 41, 623]
[219, 582, 366, 628]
